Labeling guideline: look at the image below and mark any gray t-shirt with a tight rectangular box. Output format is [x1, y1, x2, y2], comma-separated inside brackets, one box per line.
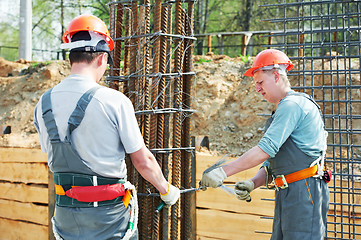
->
[34, 74, 144, 178]
[258, 91, 327, 158]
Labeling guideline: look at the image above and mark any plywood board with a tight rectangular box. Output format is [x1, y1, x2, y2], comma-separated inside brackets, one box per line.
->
[0, 147, 47, 163]
[0, 218, 48, 240]
[0, 182, 48, 203]
[0, 199, 48, 225]
[0, 162, 48, 184]
[197, 208, 272, 240]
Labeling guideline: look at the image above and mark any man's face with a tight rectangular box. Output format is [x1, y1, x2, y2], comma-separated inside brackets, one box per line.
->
[253, 70, 279, 104]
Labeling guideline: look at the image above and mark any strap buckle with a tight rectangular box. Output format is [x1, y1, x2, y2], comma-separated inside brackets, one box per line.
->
[275, 175, 288, 190]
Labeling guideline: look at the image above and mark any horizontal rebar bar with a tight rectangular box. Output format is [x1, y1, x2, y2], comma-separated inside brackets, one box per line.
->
[109, 0, 197, 5]
[260, 0, 358, 8]
[113, 31, 197, 41]
[262, 12, 361, 23]
[135, 108, 196, 115]
[150, 146, 195, 153]
[105, 72, 196, 82]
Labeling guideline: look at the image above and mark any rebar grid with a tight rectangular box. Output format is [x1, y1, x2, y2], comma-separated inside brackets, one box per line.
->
[108, 0, 196, 239]
[262, 1, 361, 239]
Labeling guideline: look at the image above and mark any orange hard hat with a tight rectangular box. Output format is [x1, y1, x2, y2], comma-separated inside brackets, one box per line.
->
[62, 14, 114, 51]
[244, 49, 294, 77]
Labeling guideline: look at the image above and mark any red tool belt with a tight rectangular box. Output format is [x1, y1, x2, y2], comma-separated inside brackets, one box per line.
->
[274, 165, 318, 190]
[55, 183, 125, 202]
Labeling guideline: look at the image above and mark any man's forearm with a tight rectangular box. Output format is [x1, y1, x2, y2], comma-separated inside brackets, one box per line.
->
[130, 146, 169, 194]
[222, 146, 270, 177]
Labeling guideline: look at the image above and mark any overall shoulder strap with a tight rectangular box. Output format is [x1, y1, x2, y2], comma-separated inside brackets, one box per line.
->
[67, 86, 102, 136]
[41, 88, 61, 143]
[288, 91, 322, 115]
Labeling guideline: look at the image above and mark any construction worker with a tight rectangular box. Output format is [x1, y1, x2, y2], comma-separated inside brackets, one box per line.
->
[200, 49, 330, 239]
[33, 14, 180, 240]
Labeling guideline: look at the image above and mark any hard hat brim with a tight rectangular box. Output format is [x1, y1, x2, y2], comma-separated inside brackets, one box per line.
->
[244, 67, 256, 77]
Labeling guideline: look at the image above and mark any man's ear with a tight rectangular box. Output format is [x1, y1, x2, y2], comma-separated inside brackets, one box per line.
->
[273, 71, 280, 83]
[96, 53, 107, 66]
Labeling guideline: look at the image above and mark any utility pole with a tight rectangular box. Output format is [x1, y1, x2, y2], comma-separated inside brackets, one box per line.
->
[19, 0, 32, 61]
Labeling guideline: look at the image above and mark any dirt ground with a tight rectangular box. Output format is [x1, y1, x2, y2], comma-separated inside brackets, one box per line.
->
[0, 54, 360, 160]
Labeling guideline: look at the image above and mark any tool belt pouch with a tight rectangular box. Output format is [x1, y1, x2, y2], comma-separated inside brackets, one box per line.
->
[54, 172, 125, 207]
[322, 170, 332, 183]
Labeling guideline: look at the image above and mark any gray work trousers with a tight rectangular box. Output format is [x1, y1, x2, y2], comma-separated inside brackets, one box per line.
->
[271, 177, 329, 240]
[52, 200, 138, 240]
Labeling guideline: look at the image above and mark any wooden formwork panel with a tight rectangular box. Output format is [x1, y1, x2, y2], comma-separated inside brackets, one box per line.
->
[0, 147, 48, 240]
[197, 208, 272, 240]
[0, 218, 48, 240]
[197, 187, 274, 218]
[0, 162, 48, 184]
[0, 181, 48, 203]
[0, 147, 47, 163]
[0, 199, 48, 226]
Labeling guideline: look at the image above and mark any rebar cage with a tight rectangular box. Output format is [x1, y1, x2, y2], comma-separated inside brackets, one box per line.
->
[262, 1, 361, 239]
[107, 0, 196, 239]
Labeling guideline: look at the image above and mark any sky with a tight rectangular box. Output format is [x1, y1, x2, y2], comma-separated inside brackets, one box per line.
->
[0, 0, 20, 21]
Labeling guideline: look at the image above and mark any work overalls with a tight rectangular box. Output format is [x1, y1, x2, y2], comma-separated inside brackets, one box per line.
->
[42, 86, 138, 240]
[264, 92, 330, 240]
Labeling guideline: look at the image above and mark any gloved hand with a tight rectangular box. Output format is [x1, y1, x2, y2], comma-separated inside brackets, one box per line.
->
[199, 167, 227, 188]
[234, 180, 254, 201]
[160, 182, 180, 205]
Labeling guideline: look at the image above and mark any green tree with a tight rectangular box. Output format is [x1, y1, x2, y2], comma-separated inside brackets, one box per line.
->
[32, 0, 111, 60]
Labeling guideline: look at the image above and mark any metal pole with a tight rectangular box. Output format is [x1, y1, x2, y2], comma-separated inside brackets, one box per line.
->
[19, 0, 32, 60]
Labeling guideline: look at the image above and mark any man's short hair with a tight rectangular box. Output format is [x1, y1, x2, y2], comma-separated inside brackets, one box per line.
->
[69, 51, 103, 65]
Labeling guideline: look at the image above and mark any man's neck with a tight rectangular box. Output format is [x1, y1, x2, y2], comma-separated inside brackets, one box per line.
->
[276, 87, 292, 106]
[70, 62, 98, 82]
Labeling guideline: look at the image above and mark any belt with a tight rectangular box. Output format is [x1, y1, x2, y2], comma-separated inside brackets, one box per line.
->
[53, 172, 128, 208]
[274, 165, 318, 190]
[55, 183, 125, 201]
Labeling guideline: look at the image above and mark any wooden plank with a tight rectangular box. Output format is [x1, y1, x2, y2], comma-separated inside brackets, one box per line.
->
[197, 208, 272, 240]
[0, 218, 48, 240]
[0, 199, 48, 225]
[0, 182, 48, 203]
[0, 147, 47, 163]
[197, 187, 274, 216]
[0, 162, 48, 184]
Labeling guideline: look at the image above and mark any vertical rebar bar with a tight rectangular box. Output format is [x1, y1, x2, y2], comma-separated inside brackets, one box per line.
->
[129, 1, 138, 106]
[181, 2, 195, 239]
[161, 4, 173, 239]
[140, 1, 153, 239]
[170, 1, 184, 239]
[151, 1, 163, 239]
[123, 7, 131, 97]
[111, 3, 124, 91]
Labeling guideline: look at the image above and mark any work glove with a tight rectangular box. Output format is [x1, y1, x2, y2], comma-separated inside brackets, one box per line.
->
[199, 167, 227, 188]
[234, 180, 254, 201]
[160, 182, 180, 206]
